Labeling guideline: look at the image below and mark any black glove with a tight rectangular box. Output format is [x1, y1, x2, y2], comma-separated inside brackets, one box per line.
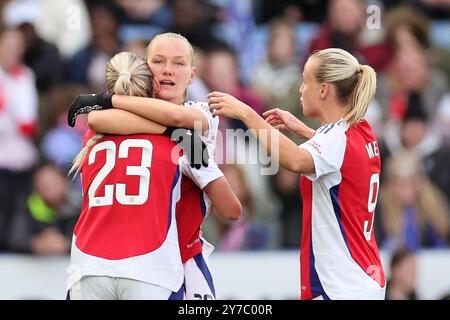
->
[163, 127, 210, 169]
[67, 93, 113, 127]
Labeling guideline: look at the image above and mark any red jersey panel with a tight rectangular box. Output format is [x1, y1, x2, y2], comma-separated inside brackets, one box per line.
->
[74, 130, 181, 260]
[176, 177, 207, 262]
[337, 121, 385, 287]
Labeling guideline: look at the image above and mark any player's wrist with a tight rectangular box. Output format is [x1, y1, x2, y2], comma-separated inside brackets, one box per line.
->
[240, 104, 256, 123]
[99, 93, 113, 108]
[304, 127, 316, 139]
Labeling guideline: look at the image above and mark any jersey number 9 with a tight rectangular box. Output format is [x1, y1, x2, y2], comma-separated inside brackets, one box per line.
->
[364, 173, 379, 241]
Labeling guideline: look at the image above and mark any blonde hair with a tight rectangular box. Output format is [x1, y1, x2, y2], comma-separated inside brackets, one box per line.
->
[69, 52, 154, 178]
[380, 152, 450, 240]
[310, 48, 377, 125]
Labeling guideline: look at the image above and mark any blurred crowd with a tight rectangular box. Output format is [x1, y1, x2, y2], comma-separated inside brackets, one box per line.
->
[0, 0, 450, 292]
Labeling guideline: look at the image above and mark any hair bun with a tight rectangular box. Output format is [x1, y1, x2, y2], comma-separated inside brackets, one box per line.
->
[119, 71, 132, 80]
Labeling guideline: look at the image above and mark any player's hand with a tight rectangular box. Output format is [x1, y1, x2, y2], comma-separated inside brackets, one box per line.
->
[208, 91, 251, 120]
[67, 93, 113, 127]
[163, 127, 210, 169]
[263, 108, 315, 139]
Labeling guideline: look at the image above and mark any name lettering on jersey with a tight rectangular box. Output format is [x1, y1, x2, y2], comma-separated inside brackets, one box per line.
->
[178, 304, 212, 317]
[187, 238, 201, 249]
[365, 141, 379, 159]
[306, 140, 322, 155]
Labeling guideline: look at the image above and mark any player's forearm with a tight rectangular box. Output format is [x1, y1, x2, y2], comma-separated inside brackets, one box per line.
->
[111, 95, 209, 133]
[204, 177, 241, 220]
[293, 125, 316, 140]
[241, 107, 314, 173]
[87, 109, 166, 135]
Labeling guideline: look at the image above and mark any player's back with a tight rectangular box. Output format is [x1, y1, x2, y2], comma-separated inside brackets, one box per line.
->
[68, 131, 184, 293]
[75, 132, 181, 259]
[337, 120, 385, 288]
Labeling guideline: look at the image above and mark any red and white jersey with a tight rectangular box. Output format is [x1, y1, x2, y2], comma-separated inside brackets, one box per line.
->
[68, 130, 184, 292]
[0, 65, 38, 171]
[177, 101, 222, 262]
[299, 119, 386, 300]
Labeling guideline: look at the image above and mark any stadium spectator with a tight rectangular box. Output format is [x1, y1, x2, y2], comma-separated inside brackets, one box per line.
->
[250, 19, 318, 144]
[168, 0, 221, 50]
[66, 0, 122, 91]
[115, 0, 173, 32]
[308, 0, 389, 71]
[377, 48, 450, 143]
[204, 45, 264, 132]
[381, 0, 450, 19]
[379, 151, 450, 251]
[381, 93, 443, 159]
[0, 26, 39, 252]
[378, 93, 450, 204]
[1, 0, 91, 59]
[383, 5, 450, 82]
[385, 247, 418, 300]
[114, 0, 172, 38]
[2, 0, 64, 94]
[7, 162, 79, 255]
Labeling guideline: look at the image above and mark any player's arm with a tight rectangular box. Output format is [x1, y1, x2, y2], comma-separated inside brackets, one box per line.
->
[180, 158, 241, 220]
[209, 92, 315, 174]
[87, 109, 166, 135]
[111, 95, 209, 133]
[203, 177, 241, 220]
[68, 94, 209, 134]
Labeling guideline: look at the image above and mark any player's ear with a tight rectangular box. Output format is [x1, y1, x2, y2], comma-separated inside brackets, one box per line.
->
[319, 83, 328, 99]
[187, 67, 197, 85]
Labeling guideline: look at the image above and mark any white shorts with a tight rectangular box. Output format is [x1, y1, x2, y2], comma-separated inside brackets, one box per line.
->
[68, 276, 182, 300]
[183, 239, 216, 300]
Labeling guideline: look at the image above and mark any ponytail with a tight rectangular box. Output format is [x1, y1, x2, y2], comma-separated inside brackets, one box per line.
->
[311, 48, 377, 125]
[69, 52, 154, 179]
[344, 64, 377, 125]
[68, 133, 104, 179]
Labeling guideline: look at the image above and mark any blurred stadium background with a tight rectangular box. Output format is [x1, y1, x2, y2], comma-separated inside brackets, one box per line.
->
[0, 0, 450, 300]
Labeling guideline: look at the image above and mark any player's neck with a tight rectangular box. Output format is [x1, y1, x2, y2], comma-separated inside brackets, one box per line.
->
[319, 105, 345, 125]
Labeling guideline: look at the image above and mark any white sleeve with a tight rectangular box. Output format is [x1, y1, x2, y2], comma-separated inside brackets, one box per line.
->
[184, 101, 219, 159]
[299, 124, 347, 181]
[179, 156, 224, 189]
[11, 68, 38, 124]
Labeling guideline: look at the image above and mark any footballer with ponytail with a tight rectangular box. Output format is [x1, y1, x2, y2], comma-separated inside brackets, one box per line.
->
[69, 52, 156, 177]
[208, 48, 385, 300]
